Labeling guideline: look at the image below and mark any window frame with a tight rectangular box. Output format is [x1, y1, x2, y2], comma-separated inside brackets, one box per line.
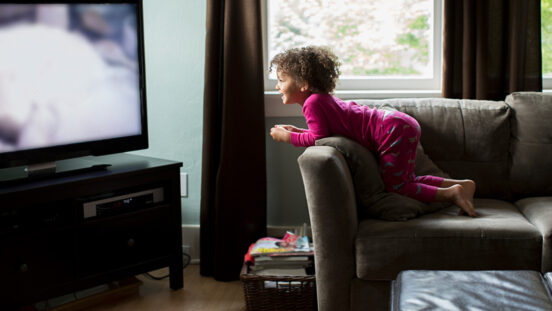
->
[262, 0, 444, 116]
[543, 0, 552, 90]
[544, 77, 552, 90]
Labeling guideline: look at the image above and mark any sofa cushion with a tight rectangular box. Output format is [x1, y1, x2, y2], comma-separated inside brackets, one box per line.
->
[507, 92, 552, 197]
[316, 136, 449, 221]
[414, 142, 450, 179]
[516, 197, 552, 273]
[355, 198, 542, 280]
[354, 98, 511, 199]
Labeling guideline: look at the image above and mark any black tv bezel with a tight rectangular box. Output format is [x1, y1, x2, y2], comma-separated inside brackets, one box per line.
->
[0, 0, 149, 169]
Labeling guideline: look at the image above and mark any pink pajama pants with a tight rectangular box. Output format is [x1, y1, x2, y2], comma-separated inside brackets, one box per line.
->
[377, 110, 443, 203]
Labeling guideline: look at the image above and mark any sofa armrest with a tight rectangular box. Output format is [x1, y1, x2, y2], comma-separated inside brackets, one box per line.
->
[298, 146, 358, 311]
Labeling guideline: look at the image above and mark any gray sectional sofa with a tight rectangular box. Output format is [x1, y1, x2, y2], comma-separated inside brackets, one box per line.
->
[297, 92, 552, 310]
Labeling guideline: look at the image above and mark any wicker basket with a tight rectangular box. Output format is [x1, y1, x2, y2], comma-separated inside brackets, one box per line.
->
[240, 264, 317, 311]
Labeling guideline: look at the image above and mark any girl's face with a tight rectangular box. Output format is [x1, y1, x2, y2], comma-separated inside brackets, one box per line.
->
[276, 70, 310, 105]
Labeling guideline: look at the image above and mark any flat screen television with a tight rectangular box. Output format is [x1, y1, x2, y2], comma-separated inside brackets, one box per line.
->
[0, 0, 148, 180]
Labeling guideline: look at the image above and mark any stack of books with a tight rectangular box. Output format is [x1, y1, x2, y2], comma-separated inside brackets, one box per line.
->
[245, 233, 314, 276]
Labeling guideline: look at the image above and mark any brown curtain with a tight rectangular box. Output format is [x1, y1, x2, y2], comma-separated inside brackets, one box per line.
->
[442, 0, 542, 100]
[200, 0, 267, 281]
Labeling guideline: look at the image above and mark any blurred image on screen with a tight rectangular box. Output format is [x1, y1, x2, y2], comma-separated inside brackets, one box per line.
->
[0, 4, 142, 152]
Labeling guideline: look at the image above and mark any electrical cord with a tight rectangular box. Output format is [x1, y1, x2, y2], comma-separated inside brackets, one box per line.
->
[143, 251, 191, 280]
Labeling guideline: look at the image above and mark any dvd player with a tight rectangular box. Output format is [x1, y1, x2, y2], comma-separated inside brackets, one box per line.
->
[83, 187, 164, 219]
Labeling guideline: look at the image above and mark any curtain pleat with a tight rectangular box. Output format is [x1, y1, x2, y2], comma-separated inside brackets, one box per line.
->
[442, 0, 542, 100]
[200, 0, 267, 281]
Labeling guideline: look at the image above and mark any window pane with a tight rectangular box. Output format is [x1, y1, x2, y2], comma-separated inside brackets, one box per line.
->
[543, 0, 552, 76]
[267, 0, 433, 78]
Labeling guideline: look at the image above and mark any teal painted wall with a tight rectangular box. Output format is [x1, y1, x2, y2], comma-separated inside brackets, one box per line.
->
[132, 1, 309, 226]
[131, 0, 205, 224]
[265, 117, 310, 226]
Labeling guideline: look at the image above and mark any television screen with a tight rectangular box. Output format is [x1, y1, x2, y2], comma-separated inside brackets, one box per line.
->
[0, 1, 147, 169]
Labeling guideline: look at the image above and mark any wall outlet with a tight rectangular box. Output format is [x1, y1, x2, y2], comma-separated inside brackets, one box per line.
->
[180, 173, 188, 197]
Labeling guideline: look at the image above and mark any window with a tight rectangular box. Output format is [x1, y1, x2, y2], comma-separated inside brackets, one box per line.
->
[263, 0, 442, 96]
[263, 0, 549, 116]
[543, 0, 552, 89]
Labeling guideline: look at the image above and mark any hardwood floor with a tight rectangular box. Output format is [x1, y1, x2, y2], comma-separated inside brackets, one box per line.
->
[76, 264, 246, 311]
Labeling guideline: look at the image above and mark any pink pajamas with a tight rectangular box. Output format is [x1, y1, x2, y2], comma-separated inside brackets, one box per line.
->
[290, 94, 444, 203]
[376, 110, 443, 202]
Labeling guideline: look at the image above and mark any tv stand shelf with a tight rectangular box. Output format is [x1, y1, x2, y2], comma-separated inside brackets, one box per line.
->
[0, 153, 183, 309]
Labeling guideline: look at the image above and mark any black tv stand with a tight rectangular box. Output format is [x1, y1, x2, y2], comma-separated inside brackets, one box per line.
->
[0, 153, 183, 309]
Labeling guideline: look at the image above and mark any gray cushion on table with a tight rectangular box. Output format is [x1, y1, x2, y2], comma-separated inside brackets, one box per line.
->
[545, 272, 552, 289]
[316, 136, 450, 221]
[355, 199, 542, 280]
[392, 270, 552, 311]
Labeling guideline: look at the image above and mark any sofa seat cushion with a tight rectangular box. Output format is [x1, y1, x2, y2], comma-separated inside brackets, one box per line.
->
[516, 197, 552, 273]
[355, 199, 542, 280]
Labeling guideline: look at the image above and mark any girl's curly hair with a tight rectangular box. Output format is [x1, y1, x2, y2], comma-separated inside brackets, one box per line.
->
[270, 46, 341, 94]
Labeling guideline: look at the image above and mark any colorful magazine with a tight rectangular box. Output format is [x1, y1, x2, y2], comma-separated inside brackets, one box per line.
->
[249, 234, 314, 257]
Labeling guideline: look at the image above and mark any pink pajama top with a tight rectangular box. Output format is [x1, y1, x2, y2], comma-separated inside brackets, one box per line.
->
[290, 93, 382, 151]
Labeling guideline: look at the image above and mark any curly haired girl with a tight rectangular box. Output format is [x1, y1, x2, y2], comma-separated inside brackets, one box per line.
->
[269, 46, 477, 217]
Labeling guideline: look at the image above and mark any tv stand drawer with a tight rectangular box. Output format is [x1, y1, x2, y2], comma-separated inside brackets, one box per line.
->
[0, 231, 74, 304]
[77, 206, 172, 277]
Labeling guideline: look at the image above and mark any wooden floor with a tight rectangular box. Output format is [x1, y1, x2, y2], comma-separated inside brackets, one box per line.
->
[77, 264, 246, 311]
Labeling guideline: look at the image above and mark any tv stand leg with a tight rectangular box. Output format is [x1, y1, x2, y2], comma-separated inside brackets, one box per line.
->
[169, 251, 184, 290]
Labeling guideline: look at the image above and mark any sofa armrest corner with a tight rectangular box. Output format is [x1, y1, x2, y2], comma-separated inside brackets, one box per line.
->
[298, 146, 358, 311]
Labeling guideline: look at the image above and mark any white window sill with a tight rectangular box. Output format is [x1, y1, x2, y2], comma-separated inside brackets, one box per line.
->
[264, 90, 442, 117]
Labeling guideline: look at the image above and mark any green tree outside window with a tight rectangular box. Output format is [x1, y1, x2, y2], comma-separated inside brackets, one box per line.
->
[543, 0, 552, 75]
[268, 0, 433, 77]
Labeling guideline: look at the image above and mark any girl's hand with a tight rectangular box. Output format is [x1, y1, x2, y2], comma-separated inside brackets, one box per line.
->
[270, 126, 291, 143]
[275, 124, 304, 133]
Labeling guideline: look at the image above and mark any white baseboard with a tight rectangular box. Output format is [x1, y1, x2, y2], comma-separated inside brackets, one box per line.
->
[181, 224, 312, 264]
[181, 224, 200, 264]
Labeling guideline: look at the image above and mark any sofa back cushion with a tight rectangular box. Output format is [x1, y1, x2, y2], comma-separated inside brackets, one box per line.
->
[507, 92, 552, 197]
[354, 98, 511, 199]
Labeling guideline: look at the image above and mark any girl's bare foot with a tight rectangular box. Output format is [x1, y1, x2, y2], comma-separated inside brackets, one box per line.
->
[459, 179, 476, 204]
[440, 179, 477, 215]
[436, 184, 477, 217]
[449, 184, 477, 217]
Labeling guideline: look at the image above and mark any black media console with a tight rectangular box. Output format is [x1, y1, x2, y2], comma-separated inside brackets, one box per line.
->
[0, 153, 183, 309]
